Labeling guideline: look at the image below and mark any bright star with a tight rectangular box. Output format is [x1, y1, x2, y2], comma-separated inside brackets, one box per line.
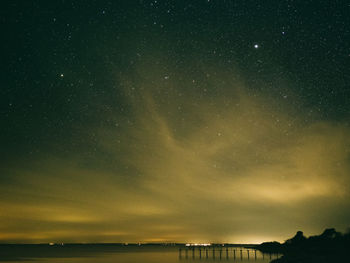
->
[254, 44, 259, 49]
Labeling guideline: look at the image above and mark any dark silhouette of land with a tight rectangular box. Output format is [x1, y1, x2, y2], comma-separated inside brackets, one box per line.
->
[257, 228, 350, 263]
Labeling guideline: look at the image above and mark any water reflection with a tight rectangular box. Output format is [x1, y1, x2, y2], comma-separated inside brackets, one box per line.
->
[0, 245, 281, 263]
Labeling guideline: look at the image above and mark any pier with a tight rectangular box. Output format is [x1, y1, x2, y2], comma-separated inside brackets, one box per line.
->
[179, 246, 281, 261]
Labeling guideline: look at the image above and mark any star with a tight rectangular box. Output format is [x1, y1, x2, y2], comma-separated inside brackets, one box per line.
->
[60, 73, 64, 78]
[254, 44, 259, 49]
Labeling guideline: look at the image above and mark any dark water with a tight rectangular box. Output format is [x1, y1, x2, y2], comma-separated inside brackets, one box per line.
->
[0, 245, 280, 263]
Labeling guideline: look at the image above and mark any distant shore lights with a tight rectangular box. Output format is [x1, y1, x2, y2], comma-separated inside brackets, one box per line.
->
[185, 243, 211, 247]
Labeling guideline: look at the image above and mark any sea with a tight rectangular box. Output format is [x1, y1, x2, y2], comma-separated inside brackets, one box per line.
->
[0, 244, 281, 263]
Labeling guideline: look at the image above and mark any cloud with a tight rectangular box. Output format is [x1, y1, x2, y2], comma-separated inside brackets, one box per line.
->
[1, 61, 349, 243]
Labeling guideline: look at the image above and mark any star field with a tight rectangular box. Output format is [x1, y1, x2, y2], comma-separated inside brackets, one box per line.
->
[0, 0, 349, 243]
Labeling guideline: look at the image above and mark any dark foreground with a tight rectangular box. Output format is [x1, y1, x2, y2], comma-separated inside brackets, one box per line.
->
[257, 228, 350, 263]
[0, 243, 273, 263]
[1, 229, 349, 263]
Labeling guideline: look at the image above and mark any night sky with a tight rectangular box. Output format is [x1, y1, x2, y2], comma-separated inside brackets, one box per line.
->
[1, 0, 349, 244]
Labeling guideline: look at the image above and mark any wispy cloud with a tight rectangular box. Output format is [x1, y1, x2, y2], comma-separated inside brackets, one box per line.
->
[1, 62, 349, 243]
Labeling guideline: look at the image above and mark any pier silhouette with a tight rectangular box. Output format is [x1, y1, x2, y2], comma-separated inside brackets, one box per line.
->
[179, 246, 281, 261]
